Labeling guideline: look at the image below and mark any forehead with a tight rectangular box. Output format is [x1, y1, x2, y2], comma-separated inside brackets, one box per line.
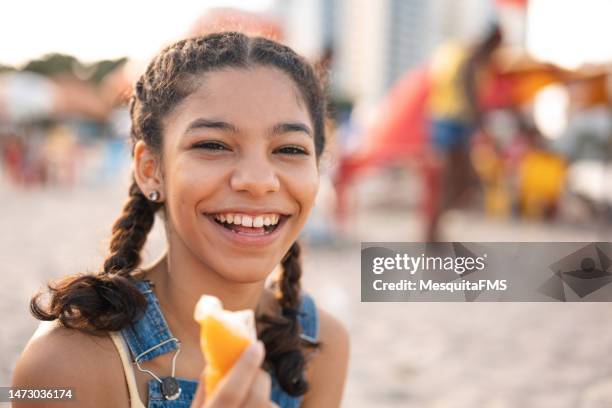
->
[163, 66, 310, 134]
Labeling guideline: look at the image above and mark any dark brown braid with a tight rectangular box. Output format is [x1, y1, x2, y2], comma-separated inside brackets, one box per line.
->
[30, 178, 160, 332]
[29, 32, 326, 396]
[258, 241, 319, 395]
[103, 180, 161, 274]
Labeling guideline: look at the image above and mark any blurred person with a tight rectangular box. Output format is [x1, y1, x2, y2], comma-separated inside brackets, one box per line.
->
[426, 24, 503, 241]
[20, 128, 49, 187]
[12, 32, 348, 408]
[1, 132, 26, 185]
[44, 125, 78, 187]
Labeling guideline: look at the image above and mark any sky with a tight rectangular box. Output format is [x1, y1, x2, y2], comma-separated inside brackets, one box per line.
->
[1, 0, 611, 69]
[527, 0, 612, 69]
[0, 0, 274, 66]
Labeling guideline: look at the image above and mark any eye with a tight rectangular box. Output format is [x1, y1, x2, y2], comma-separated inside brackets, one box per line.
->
[192, 141, 229, 151]
[276, 145, 309, 155]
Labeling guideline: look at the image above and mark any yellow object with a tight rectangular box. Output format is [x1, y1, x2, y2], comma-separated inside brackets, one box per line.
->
[194, 296, 256, 397]
[485, 185, 511, 218]
[518, 150, 566, 218]
[472, 144, 510, 218]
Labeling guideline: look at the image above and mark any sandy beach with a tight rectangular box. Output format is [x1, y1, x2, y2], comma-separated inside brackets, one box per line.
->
[3, 169, 612, 408]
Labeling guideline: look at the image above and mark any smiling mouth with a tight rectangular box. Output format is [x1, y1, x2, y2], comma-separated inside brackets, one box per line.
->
[207, 213, 289, 236]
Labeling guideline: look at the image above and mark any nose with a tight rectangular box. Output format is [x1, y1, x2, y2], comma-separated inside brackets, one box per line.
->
[230, 155, 280, 197]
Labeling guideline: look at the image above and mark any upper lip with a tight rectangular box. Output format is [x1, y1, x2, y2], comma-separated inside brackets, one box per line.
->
[204, 208, 291, 216]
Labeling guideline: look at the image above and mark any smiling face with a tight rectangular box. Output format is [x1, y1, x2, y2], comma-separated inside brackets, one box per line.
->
[155, 66, 319, 283]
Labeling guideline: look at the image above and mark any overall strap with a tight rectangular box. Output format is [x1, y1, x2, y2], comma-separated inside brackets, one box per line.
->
[121, 280, 179, 364]
[297, 292, 319, 344]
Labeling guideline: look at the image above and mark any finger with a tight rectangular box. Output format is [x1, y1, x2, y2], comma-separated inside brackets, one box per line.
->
[208, 341, 265, 407]
[239, 369, 271, 408]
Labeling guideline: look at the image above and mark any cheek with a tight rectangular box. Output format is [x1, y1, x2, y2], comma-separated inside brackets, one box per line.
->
[287, 164, 320, 215]
[165, 157, 227, 212]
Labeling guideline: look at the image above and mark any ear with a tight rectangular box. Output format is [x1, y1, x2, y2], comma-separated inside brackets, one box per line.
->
[133, 140, 164, 201]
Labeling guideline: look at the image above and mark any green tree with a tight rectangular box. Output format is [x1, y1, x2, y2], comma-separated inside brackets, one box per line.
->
[0, 63, 16, 73]
[22, 53, 82, 76]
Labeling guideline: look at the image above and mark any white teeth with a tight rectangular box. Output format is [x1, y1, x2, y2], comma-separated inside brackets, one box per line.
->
[214, 213, 283, 227]
[241, 215, 253, 227]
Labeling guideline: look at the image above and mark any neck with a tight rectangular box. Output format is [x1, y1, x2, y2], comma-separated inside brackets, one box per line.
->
[145, 249, 267, 346]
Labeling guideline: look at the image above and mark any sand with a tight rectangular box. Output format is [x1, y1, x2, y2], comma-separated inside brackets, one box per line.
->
[3, 169, 612, 408]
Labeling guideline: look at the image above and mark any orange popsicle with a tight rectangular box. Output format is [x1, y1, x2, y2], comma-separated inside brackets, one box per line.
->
[193, 295, 256, 396]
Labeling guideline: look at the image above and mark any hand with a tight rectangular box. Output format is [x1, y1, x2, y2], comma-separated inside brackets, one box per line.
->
[191, 341, 280, 408]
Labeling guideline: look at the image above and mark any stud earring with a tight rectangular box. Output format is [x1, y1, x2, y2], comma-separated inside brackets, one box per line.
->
[148, 191, 160, 202]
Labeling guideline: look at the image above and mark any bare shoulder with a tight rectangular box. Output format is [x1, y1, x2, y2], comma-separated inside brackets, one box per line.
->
[317, 307, 350, 355]
[12, 322, 129, 408]
[303, 307, 350, 408]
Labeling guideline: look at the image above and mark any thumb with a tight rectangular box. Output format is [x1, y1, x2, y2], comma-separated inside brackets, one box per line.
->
[207, 341, 264, 406]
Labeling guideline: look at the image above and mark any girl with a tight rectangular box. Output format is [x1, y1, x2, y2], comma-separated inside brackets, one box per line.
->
[12, 32, 349, 408]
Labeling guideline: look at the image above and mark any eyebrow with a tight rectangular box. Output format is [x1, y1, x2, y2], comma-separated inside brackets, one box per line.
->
[271, 122, 312, 138]
[184, 118, 312, 138]
[185, 118, 239, 134]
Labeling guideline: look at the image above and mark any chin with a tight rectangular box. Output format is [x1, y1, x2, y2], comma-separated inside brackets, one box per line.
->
[217, 262, 275, 284]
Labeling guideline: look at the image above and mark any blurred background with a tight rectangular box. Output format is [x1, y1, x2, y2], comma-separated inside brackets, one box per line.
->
[2, 0, 612, 406]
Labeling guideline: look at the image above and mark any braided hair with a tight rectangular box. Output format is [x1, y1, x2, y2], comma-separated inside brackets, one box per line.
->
[30, 32, 326, 397]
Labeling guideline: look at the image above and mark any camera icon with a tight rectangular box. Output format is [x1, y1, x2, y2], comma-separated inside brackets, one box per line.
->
[539, 243, 612, 300]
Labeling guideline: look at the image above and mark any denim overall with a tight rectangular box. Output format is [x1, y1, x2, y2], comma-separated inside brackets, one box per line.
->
[119, 280, 319, 408]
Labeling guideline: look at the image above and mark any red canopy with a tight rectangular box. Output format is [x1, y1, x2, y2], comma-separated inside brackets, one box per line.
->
[336, 65, 431, 185]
